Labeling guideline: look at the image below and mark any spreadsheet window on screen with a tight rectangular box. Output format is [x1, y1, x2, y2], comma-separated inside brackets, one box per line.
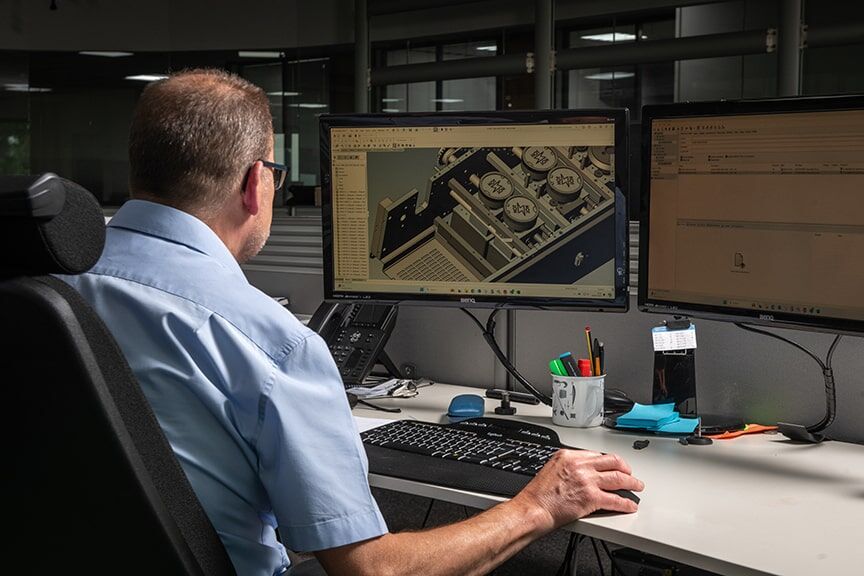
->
[645, 108, 864, 324]
[328, 121, 621, 302]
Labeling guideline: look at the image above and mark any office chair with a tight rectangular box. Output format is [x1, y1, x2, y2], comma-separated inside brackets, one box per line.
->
[1, 174, 236, 575]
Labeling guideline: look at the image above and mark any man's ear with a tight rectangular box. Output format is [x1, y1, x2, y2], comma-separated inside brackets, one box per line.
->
[242, 161, 263, 216]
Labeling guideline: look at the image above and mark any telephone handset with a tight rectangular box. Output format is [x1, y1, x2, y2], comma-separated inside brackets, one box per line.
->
[308, 302, 399, 387]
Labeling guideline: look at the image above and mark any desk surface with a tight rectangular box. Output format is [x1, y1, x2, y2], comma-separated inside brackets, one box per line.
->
[355, 383, 864, 576]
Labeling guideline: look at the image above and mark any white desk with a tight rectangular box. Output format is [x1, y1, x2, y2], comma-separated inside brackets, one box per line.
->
[355, 383, 864, 576]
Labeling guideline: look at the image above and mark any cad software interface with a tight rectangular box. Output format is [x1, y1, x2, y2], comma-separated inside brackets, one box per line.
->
[329, 120, 620, 300]
[647, 108, 864, 322]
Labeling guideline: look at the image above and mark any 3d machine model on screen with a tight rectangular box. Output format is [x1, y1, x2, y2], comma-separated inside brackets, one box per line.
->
[368, 144, 616, 288]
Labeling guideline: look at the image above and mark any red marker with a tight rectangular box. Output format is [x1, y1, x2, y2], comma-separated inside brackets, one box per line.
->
[577, 358, 593, 377]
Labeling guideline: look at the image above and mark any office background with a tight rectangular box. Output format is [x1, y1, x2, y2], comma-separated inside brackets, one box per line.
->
[1, 0, 861, 441]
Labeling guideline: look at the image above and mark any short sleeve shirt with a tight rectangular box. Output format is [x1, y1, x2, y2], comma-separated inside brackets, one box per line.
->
[60, 200, 388, 576]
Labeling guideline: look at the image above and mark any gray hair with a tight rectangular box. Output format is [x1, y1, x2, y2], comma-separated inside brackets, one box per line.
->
[128, 68, 272, 217]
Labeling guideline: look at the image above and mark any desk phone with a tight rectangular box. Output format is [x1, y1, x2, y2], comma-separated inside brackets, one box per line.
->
[309, 303, 398, 386]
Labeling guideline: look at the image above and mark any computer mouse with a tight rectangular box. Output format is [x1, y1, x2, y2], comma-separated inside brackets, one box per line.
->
[611, 489, 641, 506]
[590, 489, 641, 516]
[447, 394, 485, 422]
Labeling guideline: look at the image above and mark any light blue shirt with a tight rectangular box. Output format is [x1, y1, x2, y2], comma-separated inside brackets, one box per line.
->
[60, 200, 387, 576]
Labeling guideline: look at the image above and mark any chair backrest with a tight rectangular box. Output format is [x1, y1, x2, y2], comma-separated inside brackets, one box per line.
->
[1, 174, 236, 575]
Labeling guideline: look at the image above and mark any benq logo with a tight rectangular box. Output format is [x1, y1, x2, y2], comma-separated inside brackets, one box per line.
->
[460, 297, 476, 303]
[759, 314, 775, 321]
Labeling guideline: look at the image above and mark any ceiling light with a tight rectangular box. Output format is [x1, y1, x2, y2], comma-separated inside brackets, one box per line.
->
[381, 98, 402, 103]
[475, 45, 498, 52]
[382, 108, 401, 113]
[267, 91, 301, 97]
[79, 51, 133, 57]
[289, 103, 328, 109]
[431, 98, 464, 104]
[125, 74, 168, 82]
[238, 51, 283, 58]
[584, 72, 635, 80]
[581, 32, 636, 42]
[3, 83, 52, 92]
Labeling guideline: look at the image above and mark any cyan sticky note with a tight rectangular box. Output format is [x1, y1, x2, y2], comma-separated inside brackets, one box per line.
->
[616, 402, 678, 429]
[655, 417, 700, 434]
[620, 402, 677, 420]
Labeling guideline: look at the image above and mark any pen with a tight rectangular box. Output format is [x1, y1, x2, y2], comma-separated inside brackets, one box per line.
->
[584, 326, 595, 376]
[598, 341, 605, 375]
[559, 352, 578, 377]
[593, 337, 601, 376]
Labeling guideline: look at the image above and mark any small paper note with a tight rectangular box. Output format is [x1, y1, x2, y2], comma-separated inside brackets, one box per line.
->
[655, 417, 700, 434]
[615, 402, 679, 429]
[652, 324, 697, 352]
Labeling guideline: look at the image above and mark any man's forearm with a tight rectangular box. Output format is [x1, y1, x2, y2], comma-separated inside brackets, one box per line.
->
[318, 495, 553, 576]
[315, 450, 643, 576]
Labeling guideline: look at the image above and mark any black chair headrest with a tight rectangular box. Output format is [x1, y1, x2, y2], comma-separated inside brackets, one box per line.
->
[0, 173, 106, 276]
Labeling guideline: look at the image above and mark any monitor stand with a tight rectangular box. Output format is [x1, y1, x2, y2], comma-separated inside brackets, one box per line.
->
[777, 422, 825, 443]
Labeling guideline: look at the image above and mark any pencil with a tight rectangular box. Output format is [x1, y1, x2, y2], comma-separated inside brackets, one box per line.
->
[584, 326, 595, 376]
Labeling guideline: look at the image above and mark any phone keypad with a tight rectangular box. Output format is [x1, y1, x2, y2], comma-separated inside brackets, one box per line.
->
[329, 327, 386, 382]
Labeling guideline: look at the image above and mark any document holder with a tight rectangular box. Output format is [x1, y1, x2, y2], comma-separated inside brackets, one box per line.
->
[650, 321, 743, 435]
[652, 348, 697, 416]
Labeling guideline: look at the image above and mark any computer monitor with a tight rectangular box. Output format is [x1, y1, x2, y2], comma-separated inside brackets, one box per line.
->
[319, 110, 629, 311]
[639, 95, 864, 336]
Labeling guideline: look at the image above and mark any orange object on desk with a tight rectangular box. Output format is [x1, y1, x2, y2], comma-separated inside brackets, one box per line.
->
[706, 423, 778, 439]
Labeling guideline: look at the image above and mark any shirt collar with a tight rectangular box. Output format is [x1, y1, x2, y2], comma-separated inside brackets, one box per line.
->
[108, 199, 243, 275]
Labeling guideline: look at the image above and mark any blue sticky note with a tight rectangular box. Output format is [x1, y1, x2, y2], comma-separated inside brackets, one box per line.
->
[655, 417, 700, 434]
[616, 402, 678, 429]
[620, 402, 677, 420]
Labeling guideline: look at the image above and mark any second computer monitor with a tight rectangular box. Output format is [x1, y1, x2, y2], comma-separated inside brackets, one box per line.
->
[320, 110, 629, 310]
[639, 95, 864, 335]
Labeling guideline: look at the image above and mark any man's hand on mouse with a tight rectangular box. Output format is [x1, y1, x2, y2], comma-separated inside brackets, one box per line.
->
[513, 450, 643, 531]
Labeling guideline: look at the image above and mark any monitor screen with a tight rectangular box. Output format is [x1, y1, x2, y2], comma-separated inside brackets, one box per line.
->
[320, 110, 629, 310]
[639, 95, 864, 334]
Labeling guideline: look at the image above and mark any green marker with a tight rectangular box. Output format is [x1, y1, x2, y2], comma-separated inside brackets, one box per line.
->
[549, 358, 567, 376]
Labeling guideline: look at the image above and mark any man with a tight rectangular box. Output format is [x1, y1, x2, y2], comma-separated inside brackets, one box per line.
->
[62, 69, 643, 576]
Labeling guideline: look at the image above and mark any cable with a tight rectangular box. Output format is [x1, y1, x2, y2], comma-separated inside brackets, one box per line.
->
[555, 533, 580, 576]
[590, 538, 606, 576]
[600, 540, 625, 576]
[355, 398, 401, 413]
[420, 500, 434, 528]
[735, 323, 842, 433]
[461, 308, 553, 406]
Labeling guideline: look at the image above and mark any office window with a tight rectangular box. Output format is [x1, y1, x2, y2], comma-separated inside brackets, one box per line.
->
[441, 42, 497, 112]
[382, 45, 436, 113]
[0, 49, 342, 206]
[0, 52, 30, 175]
[240, 55, 332, 189]
[562, 18, 675, 120]
[802, 0, 864, 95]
[376, 39, 497, 112]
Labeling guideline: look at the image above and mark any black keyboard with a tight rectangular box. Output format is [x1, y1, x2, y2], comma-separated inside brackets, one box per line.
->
[361, 417, 567, 498]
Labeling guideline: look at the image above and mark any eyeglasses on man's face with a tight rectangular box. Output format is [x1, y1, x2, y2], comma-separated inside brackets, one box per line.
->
[260, 160, 288, 191]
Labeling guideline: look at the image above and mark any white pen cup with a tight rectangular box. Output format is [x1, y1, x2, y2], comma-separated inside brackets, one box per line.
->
[551, 374, 605, 428]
